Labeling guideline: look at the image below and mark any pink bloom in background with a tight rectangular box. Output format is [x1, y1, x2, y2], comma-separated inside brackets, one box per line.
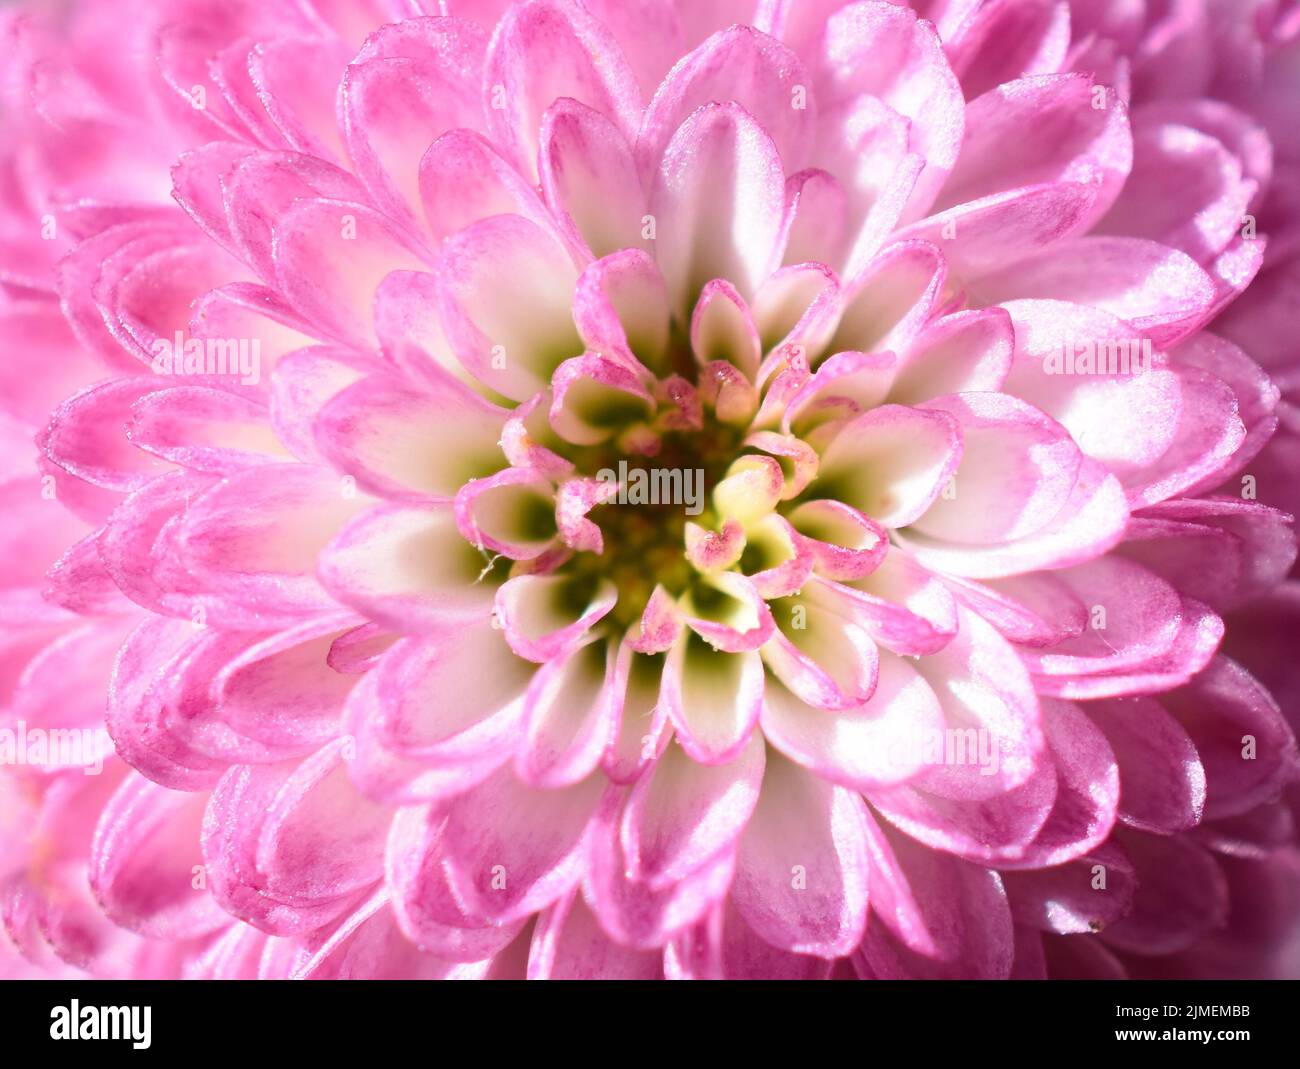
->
[0, 0, 1298, 980]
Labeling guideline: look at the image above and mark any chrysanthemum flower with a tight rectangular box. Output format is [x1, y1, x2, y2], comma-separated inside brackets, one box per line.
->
[1, 0, 1297, 979]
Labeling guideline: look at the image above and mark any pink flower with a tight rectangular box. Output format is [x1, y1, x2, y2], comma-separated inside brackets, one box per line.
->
[1, 0, 1297, 979]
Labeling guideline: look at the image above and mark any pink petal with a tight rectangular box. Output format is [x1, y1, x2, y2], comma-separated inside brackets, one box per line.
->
[638, 25, 815, 178]
[483, 0, 643, 179]
[814, 403, 963, 528]
[649, 101, 787, 317]
[855, 811, 1014, 980]
[529, 891, 662, 979]
[441, 765, 604, 922]
[621, 730, 764, 889]
[1086, 696, 1206, 834]
[90, 774, 228, 940]
[437, 214, 583, 401]
[315, 373, 507, 500]
[540, 98, 648, 259]
[732, 752, 869, 957]
[319, 503, 501, 632]
[936, 72, 1131, 230]
[516, 639, 620, 787]
[761, 653, 946, 790]
[661, 634, 764, 765]
[273, 198, 427, 348]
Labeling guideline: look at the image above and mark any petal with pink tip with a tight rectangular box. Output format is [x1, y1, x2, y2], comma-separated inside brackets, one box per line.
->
[785, 350, 898, 427]
[752, 262, 842, 355]
[811, 1, 963, 219]
[1097, 120, 1254, 263]
[761, 597, 879, 711]
[573, 249, 671, 374]
[42, 378, 174, 493]
[188, 284, 319, 386]
[494, 573, 617, 663]
[341, 56, 484, 225]
[783, 168, 849, 268]
[899, 181, 1101, 278]
[1100, 829, 1228, 956]
[1120, 498, 1295, 612]
[815, 551, 958, 658]
[91, 774, 229, 940]
[441, 765, 604, 922]
[455, 467, 559, 561]
[936, 73, 1131, 230]
[997, 299, 1183, 481]
[828, 239, 947, 359]
[1160, 657, 1298, 820]
[650, 102, 787, 316]
[970, 238, 1217, 348]
[212, 616, 360, 758]
[529, 891, 662, 979]
[1001, 842, 1136, 936]
[540, 98, 648, 258]
[516, 639, 619, 787]
[913, 393, 1082, 544]
[484, 0, 643, 179]
[662, 634, 764, 765]
[248, 38, 351, 162]
[418, 129, 555, 248]
[224, 151, 367, 286]
[548, 354, 655, 446]
[369, 623, 532, 764]
[762, 653, 946, 790]
[315, 373, 507, 501]
[201, 756, 369, 935]
[639, 25, 815, 177]
[602, 644, 669, 782]
[1086, 696, 1205, 834]
[327, 505, 494, 631]
[690, 280, 762, 381]
[269, 346, 382, 464]
[386, 807, 526, 962]
[897, 458, 1129, 579]
[887, 307, 1013, 403]
[273, 198, 427, 348]
[128, 387, 285, 474]
[175, 463, 369, 621]
[733, 752, 869, 957]
[437, 214, 583, 401]
[333, 659, 508, 806]
[170, 141, 256, 253]
[679, 571, 777, 653]
[993, 700, 1120, 871]
[854, 810, 1014, 979]
[814, 404, 962, 529]
[622, 730, 764, 889]
[582, 786, 736, 949]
